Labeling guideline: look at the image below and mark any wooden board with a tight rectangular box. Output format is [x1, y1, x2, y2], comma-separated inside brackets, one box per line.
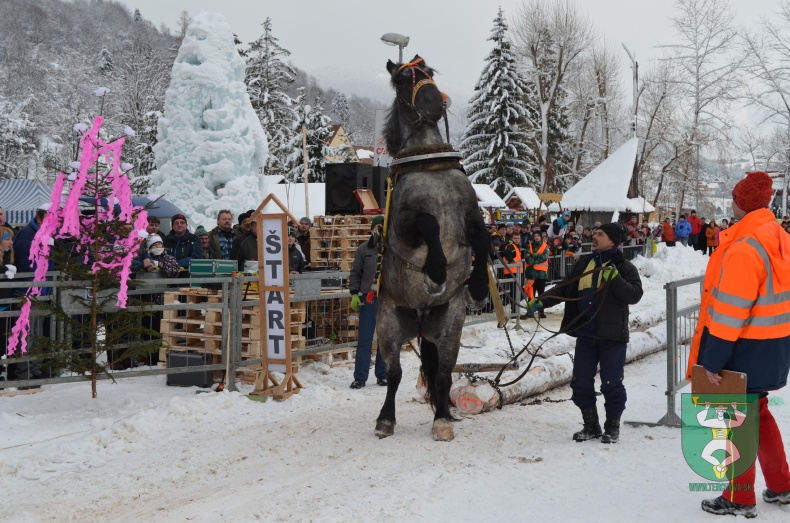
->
[0, 387, 44, 397]
[691, 365, 746, 394]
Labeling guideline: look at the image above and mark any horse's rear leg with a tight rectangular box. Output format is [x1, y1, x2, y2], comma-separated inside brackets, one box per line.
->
[416, 212, 447, 296]
[420, 338, 456, 442]
[466, 211, 490, 309]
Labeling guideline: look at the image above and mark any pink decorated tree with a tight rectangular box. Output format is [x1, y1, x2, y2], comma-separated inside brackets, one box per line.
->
[7, 91, 150, 398]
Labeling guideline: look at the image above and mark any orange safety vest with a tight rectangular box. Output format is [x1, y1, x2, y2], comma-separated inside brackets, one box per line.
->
[686, 208, 790, 380]
[503, 242, 522, 275]
[529, 242, 549, 272]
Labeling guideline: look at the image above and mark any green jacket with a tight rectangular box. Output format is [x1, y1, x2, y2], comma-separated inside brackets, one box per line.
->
[524, 241, 549, 280]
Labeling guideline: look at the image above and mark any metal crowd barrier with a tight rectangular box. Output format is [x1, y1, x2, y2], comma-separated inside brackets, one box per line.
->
[1, 243, 657, 393]
[652, 274, 704, 427]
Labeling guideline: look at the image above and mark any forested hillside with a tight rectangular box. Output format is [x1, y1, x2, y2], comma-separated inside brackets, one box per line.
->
[0, 0, 383, 190]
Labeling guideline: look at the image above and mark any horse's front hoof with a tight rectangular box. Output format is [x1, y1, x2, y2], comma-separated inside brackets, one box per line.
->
[432, 419, 454, 441]
[375, 420, 395, 439]
[465, 289, 487, 310]
[423, 276, 446, 296]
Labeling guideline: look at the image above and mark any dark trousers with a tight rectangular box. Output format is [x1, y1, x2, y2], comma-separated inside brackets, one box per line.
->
[571, 335, 627, 419]
[665, 241, 676, 247]
[353, 296, 386, 382]
[533, 279, 546, 296]
[689, 233, 699, 250]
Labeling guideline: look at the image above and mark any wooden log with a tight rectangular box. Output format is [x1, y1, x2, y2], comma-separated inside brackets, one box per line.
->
[453, 362, 518, 373]
[451, 324, 672, 415]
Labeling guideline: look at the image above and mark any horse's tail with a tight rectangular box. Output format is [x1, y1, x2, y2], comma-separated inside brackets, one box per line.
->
[419, 338, 440, 413]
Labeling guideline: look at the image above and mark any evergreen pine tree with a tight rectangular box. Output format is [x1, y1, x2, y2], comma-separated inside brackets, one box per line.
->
[245, 18, 295, 176]
[97, 46, 114, 75]
[331, 92, 350, 129]
[460, 8, 537, 197]
[284, 88, 332, 183]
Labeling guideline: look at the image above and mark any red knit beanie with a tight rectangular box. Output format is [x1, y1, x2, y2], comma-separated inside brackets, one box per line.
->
[732, 171, 773, 212]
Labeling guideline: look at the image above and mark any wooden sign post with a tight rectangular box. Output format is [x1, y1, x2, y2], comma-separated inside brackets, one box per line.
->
[249, 194, 302, 400]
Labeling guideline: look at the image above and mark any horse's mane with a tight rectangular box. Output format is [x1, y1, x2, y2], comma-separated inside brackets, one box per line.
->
[383, 98, 400, 158]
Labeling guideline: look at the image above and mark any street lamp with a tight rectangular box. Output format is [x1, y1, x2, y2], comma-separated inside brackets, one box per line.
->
[380, 32, 409, 63]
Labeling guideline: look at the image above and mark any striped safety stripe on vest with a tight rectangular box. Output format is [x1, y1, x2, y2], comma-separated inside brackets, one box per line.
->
[707, 236, 790, 339]
[529, 242, 549, 272]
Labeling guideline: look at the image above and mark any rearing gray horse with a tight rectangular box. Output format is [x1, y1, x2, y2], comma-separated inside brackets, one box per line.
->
[374, 55, 490, 441]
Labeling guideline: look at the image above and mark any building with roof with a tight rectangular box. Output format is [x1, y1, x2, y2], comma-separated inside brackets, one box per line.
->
[324, 125, 359, 163]
[552, 138, 654, 225]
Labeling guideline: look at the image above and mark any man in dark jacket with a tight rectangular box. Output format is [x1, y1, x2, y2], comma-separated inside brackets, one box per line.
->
[207, 209, 234, 260]
[296, 217, 312, 265]
[163, 213, 202, 272]
[528, 222, 643, 444]
[234, 217, 259, 271]
[287, 228, 306, 274]
[349, 215, 386, 389]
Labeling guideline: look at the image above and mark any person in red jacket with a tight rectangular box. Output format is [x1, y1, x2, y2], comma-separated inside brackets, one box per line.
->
[686, 171, 790, 518]
[661, 217, 676, 247]
[687, 210, 702, 250]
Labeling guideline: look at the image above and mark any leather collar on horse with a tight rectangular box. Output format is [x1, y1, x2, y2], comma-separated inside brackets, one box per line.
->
[388, 143, 465, 189]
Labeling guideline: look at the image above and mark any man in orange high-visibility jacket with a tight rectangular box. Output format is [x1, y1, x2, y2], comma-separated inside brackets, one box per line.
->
[686, 171, 790, 518]
[501, 232, 523, 312]
[521, 231, 550, 319]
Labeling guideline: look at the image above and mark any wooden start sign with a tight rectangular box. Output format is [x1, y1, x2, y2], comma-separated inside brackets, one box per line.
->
[250, 194, 302, 400]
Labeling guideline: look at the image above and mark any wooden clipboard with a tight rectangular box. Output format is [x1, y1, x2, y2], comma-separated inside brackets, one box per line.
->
[691, 365, 747, 394]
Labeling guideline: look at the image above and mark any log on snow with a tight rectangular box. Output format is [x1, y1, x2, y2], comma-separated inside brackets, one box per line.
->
[451, 323, 673, 415]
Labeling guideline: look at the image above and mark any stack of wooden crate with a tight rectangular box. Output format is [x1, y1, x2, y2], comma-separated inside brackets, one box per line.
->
[159, 287, 307, 368]
[310, 215, 374, 271]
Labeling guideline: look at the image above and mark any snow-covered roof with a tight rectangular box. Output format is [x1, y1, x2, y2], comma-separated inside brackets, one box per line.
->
[560, 138, 641, 212]
[260, 182, 326, 220]
[627, 196, 655, 213]
[504, 187, 544, 210]
[473, 184, 507, 208]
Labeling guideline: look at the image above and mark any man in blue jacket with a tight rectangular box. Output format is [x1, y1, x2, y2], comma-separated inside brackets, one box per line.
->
[674, 214, 693, 246]
[163, 213, 202, 274]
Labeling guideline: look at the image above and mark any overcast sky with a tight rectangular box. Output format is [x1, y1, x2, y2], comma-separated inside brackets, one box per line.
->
[115, 0, 777, 110]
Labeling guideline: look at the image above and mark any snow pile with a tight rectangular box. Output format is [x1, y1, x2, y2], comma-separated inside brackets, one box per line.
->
[151, 11, 268, 226]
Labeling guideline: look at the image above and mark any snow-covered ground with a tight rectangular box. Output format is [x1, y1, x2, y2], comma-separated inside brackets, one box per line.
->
[3, 245, 790, 522]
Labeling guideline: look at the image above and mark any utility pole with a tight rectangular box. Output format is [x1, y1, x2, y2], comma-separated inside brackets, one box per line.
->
[623, 43, 640, 200]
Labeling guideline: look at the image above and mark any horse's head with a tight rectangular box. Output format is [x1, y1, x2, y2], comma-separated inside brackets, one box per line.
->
[386, 54, 444, 123]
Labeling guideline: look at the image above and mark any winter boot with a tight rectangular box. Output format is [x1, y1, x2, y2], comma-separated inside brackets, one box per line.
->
[572, 408, 602, 442]
[763, 488, 790, 504]
[701, 497, 756, 518]
[601, 417, 620, 444]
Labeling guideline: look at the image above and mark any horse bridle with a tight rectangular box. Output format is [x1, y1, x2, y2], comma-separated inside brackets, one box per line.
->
[392, 57, 451, 147]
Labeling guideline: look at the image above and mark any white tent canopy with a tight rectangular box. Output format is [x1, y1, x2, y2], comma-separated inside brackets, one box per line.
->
[504, 187, 545, 210]
[559, 138, 641, 212]
[473, 184, 507, 208]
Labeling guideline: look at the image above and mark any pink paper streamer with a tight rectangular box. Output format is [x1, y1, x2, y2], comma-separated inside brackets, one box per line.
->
[7, 115, 146, 355]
